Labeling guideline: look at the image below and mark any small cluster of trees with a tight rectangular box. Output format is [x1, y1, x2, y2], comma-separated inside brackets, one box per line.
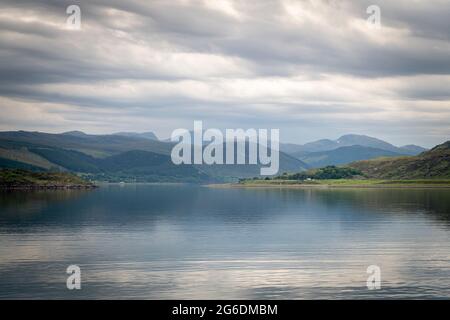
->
[275, 166, 363, 180]
[239, 166, 364, 183]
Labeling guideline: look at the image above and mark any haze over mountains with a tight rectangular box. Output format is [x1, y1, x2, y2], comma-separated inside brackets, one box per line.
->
[0, 130, 306, 182]
[297, 146, 405, 169]
[280, 134, 427, 168]
[0, 130, 431, 182]
[281, 134, 425, 154]
[112, 132, 159, 140]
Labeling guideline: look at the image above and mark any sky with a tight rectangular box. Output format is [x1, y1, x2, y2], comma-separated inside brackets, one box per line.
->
[0, 0, 449, 147]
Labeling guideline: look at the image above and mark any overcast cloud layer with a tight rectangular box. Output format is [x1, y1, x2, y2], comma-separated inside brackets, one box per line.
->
[0, 0, 449, 147]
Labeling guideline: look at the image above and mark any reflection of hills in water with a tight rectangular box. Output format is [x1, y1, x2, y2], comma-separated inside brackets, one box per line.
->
[0, 189, 92, 218]
[2, 185, 450, 299]
[2, 185, 450, 229]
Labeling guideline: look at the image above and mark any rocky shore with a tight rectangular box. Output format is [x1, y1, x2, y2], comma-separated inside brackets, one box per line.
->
[0, 169, 98, 191]
[0, 184, 98, 190]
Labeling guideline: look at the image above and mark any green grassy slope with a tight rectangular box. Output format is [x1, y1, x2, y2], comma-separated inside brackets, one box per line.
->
[29, 147, 100, 172]
[348, 141, 450, 179]
[0, 158, 45, 171]
[0, 147, 58, 169]
[0, 131, 173, 156]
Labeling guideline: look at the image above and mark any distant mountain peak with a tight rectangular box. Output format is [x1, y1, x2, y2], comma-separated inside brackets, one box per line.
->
[298, 134, 398, 153]
[286, 134, 427, 161]
[399, 144, 428, 154]
[298, 145, 404, 168]
[337, 133, 392, 143]
[113, 131, 158, 140]
[62, 131, 88, 137]
[338, 133, 369, 139]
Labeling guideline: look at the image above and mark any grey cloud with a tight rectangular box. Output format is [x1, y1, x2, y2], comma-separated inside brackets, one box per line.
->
[1, 0, 449, 86]
[0, 0, 449, 147]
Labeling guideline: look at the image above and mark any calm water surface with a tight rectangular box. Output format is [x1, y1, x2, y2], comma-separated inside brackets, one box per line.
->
[1, 184, 450, 299]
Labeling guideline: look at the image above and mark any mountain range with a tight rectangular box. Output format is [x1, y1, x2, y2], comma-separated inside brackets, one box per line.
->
[0, 131, 306, 182]
[280, 134, 427, 168]
[0, 130, 433, 182]
[281, 134, 425, 154]
[64, 130, 159, 141]
[297, 145, 404, 168]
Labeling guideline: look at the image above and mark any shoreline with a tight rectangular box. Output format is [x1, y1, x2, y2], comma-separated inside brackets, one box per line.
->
[207, 182, 450, 189]
[96, 182, 192, 186]
[0, 184, 98, 190]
